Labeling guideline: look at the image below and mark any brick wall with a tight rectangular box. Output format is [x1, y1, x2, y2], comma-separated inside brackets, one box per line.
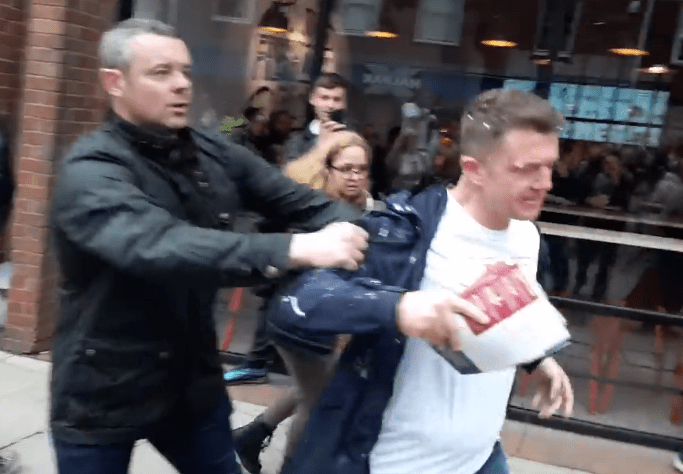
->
[3, 0, 117, 353]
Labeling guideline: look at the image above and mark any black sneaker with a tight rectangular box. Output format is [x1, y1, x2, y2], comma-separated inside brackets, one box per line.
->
[674, 452, 683, 473]
[224, 362, 268, 386]
[0, 451, 20, 474]
[233, 415, 274, 474]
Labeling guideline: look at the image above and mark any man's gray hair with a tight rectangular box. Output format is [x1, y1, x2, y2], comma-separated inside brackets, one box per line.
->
[99, 18, 177, 70]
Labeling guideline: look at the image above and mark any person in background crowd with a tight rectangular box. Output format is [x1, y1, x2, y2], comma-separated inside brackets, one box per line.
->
[267, 110, 294, 164]
[429, 132, 461, 186]
[574, 151, 634, 301]
[282, 73, 349, 163]
[224, 72, 353, 385]
[48, 19, 367, 474]
[232, 131, 384, 474]
[269, 88, 573, 474]
[370, 125, 401, 199]
[269, 109, 293, 139]
[231, 107, 276, 164]
[286, 130, 383, 211]
[542, 139, 584, 297]
[0, 120, 15, 262]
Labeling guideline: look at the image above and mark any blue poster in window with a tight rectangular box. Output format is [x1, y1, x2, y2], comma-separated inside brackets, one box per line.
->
[549, 83, 578, 117]
[650, 91, 669, 125]
[503, 79, 536, 91]
[573, 121, 595, 141]
[615, 89, 638, 122]
[577, 85, 602, 120]
[647, 127, 663, 147]
[627, 126, 648, 145]
[597, 86, 617, 121]
[609, 124, 627, 144]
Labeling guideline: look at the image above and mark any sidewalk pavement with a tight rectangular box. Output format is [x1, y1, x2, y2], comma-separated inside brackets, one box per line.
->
[0, 350, 670, 474]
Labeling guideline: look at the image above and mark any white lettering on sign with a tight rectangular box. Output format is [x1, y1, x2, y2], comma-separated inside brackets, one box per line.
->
[362, 73, 422, 89]
[361, 64, 422, 99]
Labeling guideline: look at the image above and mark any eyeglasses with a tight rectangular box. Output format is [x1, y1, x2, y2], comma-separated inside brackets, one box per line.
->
[329, 164, 369, 177]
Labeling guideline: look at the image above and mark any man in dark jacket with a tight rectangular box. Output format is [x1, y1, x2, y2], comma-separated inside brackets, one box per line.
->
[49, 18, 368, 474]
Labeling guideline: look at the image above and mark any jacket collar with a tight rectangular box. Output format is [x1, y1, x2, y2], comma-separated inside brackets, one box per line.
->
[105, 115, 197, 169]
[384, 184, 450, 239]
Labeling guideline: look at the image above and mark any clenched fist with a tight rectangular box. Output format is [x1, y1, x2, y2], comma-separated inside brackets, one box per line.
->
[288, 222, 369, 271]
[396, 290, 489, 351]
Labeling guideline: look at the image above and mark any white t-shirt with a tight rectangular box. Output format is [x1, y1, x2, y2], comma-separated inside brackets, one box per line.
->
[369, 194, 540, 474]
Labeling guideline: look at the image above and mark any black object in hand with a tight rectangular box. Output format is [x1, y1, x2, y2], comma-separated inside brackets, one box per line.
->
[329, 109, 347, 125]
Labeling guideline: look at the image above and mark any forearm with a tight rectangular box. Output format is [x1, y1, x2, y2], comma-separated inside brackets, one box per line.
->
[52, 157, 296, 285]
[233, 143, 361, 231]
[284, 148, 326, 190]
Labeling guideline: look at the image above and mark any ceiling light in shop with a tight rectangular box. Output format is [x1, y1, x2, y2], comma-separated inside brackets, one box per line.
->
[481, 39, 517, 48]
[260, 26, 288, 33]
[640, 64, 671, 74]
[609, 47, 649, 56]
[258, 1, 289, 34]
[366, 30, 398, 38]
[366, 2, 399, 40]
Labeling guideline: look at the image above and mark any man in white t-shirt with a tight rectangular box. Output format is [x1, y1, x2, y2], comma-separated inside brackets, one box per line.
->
[272, 88, 574, 474]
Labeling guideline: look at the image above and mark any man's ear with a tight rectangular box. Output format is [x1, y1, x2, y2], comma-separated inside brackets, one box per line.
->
[460, 155, 484, 186]
[99, 68, 125, 98]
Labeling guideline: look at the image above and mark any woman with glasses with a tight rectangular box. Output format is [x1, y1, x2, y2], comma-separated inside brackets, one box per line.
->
[287, 130, 383, 213]
[232, 131, 383, 474]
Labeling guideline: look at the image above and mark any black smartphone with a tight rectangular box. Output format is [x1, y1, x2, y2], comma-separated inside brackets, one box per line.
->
[329, 109, 347, 125]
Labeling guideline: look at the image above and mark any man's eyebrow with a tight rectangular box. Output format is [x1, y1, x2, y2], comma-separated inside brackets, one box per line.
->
[148, 61, 171, 69]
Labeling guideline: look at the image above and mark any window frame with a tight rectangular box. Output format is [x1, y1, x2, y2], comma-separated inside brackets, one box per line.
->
[413, 0, 465, 46]
[211, 0, 256, 25]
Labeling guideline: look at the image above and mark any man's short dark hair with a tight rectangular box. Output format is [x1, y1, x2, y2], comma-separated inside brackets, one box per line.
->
[461, 89, 564, 161]
[313, 73, 347, 91]
[99, 18, 177, 70]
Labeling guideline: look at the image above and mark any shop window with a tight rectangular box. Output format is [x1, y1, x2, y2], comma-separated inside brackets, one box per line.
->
[533, 0, 583, 62]
[212, 0, 255, 24]
[672, 3, 683, 66]
[339, 0, 382, 36]
[414, 0, 464, 45]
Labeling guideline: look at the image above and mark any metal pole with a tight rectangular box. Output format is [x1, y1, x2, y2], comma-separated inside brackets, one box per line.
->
[309, 0, 337, 82]
[536, 0, 569, 99]
[166, 0, 179, 27]
[630, 0, 655, 86]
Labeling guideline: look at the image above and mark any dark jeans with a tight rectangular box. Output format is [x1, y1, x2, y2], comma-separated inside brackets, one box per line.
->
[574, 240, 616, 301]
[53, 396, 241, 474]
[545, 235, 570, 293]
[475, 441, 510, 474]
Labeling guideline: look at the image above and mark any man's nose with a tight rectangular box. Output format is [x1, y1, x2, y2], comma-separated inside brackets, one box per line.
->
[536, 167, 553, 191]
[173, 70, 192, 91]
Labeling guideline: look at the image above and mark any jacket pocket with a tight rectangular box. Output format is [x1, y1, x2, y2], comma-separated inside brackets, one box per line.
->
[66, 340, 175, 428]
